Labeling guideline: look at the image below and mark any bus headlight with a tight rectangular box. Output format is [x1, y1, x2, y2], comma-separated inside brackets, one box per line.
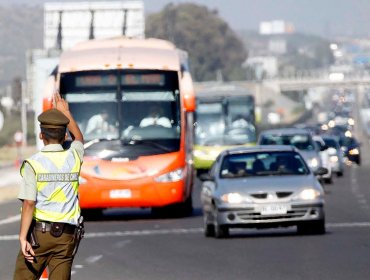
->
[155, 168, 184, 182]
[79, 176, 87, 184]
[193, 150, 207, 158]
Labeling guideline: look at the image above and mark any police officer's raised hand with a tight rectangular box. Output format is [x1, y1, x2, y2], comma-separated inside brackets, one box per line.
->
[20, 239, 35, 263]
[53, 92, 84, 143]
[54, 92, 69, 113]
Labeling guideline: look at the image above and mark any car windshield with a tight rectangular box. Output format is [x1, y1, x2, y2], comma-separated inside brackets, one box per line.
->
[339, 136, 357, 147]
[220, 151, 310, 178]
[259, 134, 316, 151]
[323, 138, 338, 149]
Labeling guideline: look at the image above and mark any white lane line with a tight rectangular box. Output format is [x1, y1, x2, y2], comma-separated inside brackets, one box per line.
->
[2, 223, 370, 241]
[86, 255, 103, 264]
[0, 234, 19, 240]
[327, 222, 370, 228]
[0, 214, 21, 226]
[85, 227, 202, 238]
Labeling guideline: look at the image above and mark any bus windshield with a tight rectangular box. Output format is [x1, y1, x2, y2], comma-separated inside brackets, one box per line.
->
[60, 70, 181, 156]
[195, 96, 256, 146]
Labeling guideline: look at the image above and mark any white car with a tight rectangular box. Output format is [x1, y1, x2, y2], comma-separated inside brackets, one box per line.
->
[313, 135, 333, 184]
[322, 135, 345, 176]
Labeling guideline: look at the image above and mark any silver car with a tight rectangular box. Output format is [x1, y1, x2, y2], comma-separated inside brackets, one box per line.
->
[200, 145, 326, 238]
[258, 128, 323, 173]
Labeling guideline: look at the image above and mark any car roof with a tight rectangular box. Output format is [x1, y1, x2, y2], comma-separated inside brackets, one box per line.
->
[220, 145, 297, 156]
[259, 128, 311, 136]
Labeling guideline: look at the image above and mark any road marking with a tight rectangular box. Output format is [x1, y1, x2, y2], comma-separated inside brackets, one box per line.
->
[86, 255, 103, 264]
[0, 214, 20, 226]
[2, 222, 370, 241]
[327, 222, 370, 228]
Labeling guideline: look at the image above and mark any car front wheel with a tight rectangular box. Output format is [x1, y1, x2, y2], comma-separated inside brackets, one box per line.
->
[214, 224, 229, 238]
[297, 219, 326, 235]
[203, 215, 215, 237]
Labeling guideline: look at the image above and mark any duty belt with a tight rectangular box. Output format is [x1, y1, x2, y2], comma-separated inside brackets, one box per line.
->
[34, 221, 76, 235]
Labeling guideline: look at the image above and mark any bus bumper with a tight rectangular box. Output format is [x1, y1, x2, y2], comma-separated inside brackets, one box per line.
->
[79, 178, 186, 209]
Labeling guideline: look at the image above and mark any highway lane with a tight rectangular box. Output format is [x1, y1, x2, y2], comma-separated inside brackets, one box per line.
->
[2, 158, 370, 279]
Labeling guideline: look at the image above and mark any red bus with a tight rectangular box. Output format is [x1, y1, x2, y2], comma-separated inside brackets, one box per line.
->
[43, 37, 196, 216]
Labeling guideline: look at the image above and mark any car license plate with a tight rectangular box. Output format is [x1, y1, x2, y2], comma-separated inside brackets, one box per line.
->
[109, 189, 132, 199]
[259, 204, 289, 215]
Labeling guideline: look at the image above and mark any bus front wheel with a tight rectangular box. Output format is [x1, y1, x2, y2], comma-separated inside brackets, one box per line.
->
[151, 196, 193, 218]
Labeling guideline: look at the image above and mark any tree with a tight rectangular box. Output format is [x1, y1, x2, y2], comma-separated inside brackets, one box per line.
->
[146, 3, 247, 81]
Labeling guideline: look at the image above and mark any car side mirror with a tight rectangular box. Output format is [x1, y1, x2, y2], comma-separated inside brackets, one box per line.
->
[314, 167, 328, 176]
[199, 173, 214, 181]
[321, 145, 329, 151]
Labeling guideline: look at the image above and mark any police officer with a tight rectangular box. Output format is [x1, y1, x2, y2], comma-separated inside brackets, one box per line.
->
[13, 93, 84, 280]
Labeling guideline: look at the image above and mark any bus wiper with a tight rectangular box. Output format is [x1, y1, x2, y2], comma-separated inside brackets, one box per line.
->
[124, 138, 172, 152]
[84, 138, 119, 149]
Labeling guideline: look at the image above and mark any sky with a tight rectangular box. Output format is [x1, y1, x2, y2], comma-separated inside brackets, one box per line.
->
[3, 0, 370, 37]
[143, 0, 370, 37]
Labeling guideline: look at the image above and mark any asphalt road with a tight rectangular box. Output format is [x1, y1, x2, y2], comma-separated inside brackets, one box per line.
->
[1, 89, 369, 279]
[1, 154, 370, 280]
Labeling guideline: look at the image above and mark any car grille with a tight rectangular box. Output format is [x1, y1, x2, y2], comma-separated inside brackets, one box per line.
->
[250, 192, 293, 199]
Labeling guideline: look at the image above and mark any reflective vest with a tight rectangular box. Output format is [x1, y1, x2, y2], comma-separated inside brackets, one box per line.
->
[22, 148, 82, 225]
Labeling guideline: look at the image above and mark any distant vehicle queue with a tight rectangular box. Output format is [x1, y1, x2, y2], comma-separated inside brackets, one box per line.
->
[198, 87, 361, 238]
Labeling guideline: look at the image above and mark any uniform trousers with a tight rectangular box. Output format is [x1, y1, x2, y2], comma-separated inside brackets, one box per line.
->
[14, 230, 75, 280]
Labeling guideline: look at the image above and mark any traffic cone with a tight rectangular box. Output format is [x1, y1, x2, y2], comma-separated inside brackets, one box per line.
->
[40, 268, 48, 280]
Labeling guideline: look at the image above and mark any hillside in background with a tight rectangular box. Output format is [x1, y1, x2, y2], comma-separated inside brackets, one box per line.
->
[0, 3, 335, 87]
[0, 4, 43, 87]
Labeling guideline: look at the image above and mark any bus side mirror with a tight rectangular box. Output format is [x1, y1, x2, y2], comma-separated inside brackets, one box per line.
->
[181, 72, 195, 112]
[184, 95, 195, 112]
[42, 74, 58, 111]
[199, 173, 214, 181]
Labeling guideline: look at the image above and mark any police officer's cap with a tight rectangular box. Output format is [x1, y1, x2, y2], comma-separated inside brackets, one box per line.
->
[38, 109, 70, 128]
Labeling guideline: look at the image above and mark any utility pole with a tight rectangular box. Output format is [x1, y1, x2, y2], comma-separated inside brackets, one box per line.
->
[21, 81, 27, 146]
[89, 10, 95, 40]
[122, 9, 128, 36]
[56, 11, 63, 50]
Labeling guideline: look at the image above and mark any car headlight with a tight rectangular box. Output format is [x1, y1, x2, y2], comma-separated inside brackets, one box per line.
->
[330, 155, 339, 163]
[310, 158, 319, 168]
[349, 148, 359, 155]
[345, 131, 352, 138]
[155, 168, 184, 182]
[221, 193, 244, 204]
[295, 189, 321, 200]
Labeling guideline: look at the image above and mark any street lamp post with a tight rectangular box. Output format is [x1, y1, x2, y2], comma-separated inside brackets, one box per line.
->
[21, 81, 28, 146]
